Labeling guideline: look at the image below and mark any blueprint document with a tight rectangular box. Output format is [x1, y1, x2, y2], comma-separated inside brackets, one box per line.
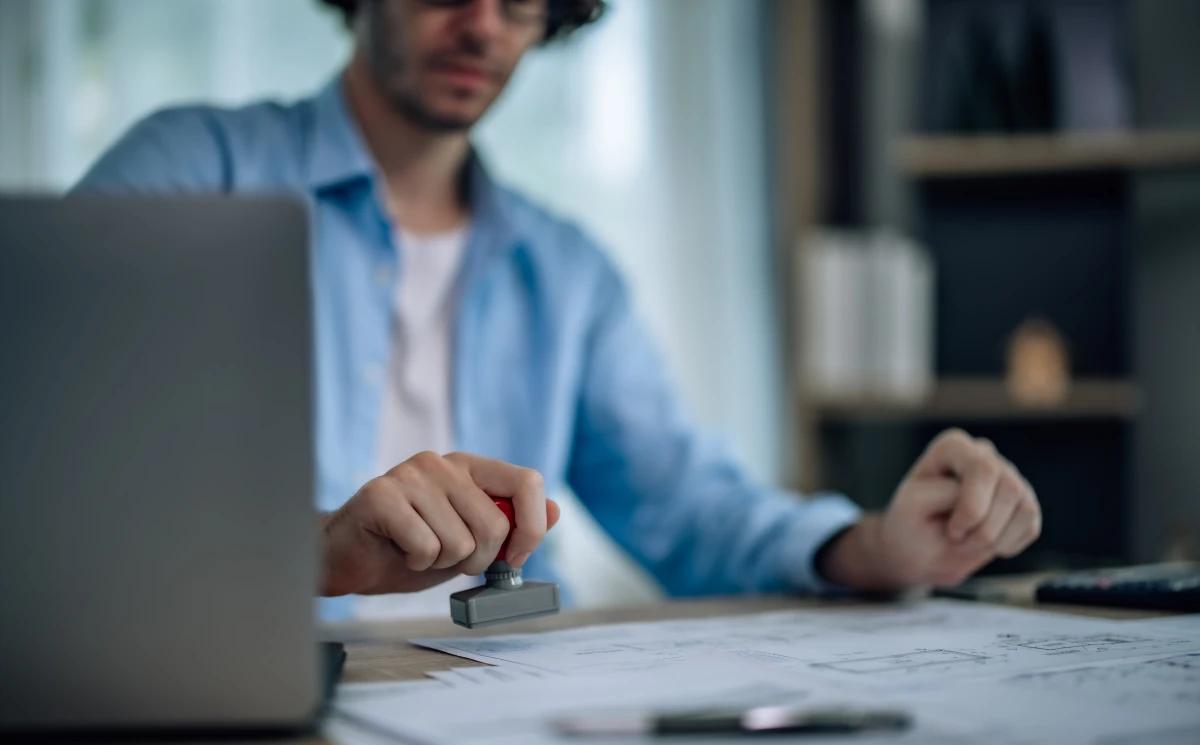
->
[413, 600, 1200, 689]
[425, 665, 556, 688]
[332, 649, 1200, 745]
[329, 603, 1200, 745]
[333, 655, 971, 745]
[902, 649, 1200, 745]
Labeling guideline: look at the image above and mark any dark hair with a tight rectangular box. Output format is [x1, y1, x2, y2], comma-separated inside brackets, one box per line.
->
[317, 0, 606, 42]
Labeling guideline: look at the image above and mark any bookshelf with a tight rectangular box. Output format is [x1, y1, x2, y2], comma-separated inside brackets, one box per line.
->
[812, 378, 1141, 423]
[771, 0, 1158, 570]
[896, 131, 1200, 178]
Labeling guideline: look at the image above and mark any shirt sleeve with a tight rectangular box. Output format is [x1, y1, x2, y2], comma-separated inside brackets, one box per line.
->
[566, 260, 862, 597]
[72, 108, 229, 194]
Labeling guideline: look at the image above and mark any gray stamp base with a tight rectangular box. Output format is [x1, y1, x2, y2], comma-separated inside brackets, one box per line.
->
[450, 581, 561, 629]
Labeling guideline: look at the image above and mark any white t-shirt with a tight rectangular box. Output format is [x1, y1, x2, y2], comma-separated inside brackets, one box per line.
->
[355, 223, 477, 619]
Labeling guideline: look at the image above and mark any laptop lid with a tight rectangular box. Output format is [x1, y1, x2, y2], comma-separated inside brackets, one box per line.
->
[0, 196, 320, 733]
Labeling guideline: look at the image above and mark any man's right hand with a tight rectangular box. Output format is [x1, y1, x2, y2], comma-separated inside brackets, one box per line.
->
[319, 452, 559, 596]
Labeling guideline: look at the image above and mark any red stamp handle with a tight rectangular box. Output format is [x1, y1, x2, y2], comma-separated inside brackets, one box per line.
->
[491, 497, 515, 558]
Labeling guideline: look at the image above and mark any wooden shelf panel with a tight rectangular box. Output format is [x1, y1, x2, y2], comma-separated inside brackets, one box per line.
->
[812, 378, 1141, 422]
[896, 131, 1200, 177]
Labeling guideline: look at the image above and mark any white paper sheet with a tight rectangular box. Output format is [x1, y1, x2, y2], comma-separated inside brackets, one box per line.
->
[335, 650, 1200, 745]
[895, 650, 1200, 745]
[336, 679, 448, 702]
[329, 680, 452, 745]
[336, 655, 969, 745]
[419, 665, 555, 689]
[414, 600, 1200, 688]
[326, 716, 406, 745]
[339, 603, 1200, 745]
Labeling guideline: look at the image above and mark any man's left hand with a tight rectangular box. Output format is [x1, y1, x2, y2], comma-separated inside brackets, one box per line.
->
[818, 428, 1042, 591]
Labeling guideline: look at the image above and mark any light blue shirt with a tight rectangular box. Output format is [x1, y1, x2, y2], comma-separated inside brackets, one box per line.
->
[76, 77, 862, 619]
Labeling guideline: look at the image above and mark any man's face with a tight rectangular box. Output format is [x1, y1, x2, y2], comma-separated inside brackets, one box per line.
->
[361, 0, 547, 132]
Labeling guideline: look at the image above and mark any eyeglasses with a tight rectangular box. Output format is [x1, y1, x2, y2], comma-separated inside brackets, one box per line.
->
[414, 0, 549, 27]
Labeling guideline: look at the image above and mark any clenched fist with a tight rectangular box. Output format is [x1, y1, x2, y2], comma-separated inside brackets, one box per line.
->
[819, 429, 1042, 591]
[318, 451, 560, 597]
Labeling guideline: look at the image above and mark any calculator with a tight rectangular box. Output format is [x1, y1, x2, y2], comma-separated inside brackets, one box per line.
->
[1035, 562, 1200, 612]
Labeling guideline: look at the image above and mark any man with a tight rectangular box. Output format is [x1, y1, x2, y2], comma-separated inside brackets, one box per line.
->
[77, 0, 1041, 619]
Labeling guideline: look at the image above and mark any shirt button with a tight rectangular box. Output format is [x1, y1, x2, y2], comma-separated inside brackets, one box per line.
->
[374, 265, 392, 288]
[362, 364, 383, 387]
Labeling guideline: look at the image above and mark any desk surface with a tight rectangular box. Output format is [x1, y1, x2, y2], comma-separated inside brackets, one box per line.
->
[329, 574, 1169, 684]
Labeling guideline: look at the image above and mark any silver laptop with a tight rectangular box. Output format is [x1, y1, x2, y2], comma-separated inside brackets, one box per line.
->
[0, 197, 322, 734]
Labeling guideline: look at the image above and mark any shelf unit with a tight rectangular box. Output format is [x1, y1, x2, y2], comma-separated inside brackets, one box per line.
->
[895, 131, 1200, 178]
[769, 0, 1162, 571]
[812, 379, 1142, 423]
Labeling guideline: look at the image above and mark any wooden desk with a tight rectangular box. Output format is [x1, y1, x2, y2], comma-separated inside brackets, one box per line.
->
[327, 576, 1171, 684]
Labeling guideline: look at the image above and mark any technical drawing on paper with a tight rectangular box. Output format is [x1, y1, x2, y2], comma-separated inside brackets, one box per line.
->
[812, 649, 990, 674]
[1001, 652, 1200, 707]
[802, 629, 1198, 686]
[990, 632, 1179, 657]
[414, 601, 1200, 687]
[1008, 633, 1149, 652]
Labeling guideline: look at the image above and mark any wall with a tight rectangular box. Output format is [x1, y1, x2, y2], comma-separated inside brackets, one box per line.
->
[0, 0, 350, 191]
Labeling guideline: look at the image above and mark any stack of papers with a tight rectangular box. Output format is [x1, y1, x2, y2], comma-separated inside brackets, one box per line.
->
[422, 666, 551, 688]
[329, 601, 1200, 745]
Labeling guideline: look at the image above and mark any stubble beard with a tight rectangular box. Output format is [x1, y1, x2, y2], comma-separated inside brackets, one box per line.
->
[365, 2, 489, 133]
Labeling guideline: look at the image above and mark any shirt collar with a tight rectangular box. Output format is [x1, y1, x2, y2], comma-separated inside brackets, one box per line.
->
[464, 151, 510, 236]
[304, 73, 522, 254]
[305, 75, 375, 190]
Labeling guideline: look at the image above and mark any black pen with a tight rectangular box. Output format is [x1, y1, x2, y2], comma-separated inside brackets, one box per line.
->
[554, 704, 913, 737]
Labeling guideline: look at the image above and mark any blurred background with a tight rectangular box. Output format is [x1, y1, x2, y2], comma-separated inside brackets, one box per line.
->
[1, 0, 1198, 608]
